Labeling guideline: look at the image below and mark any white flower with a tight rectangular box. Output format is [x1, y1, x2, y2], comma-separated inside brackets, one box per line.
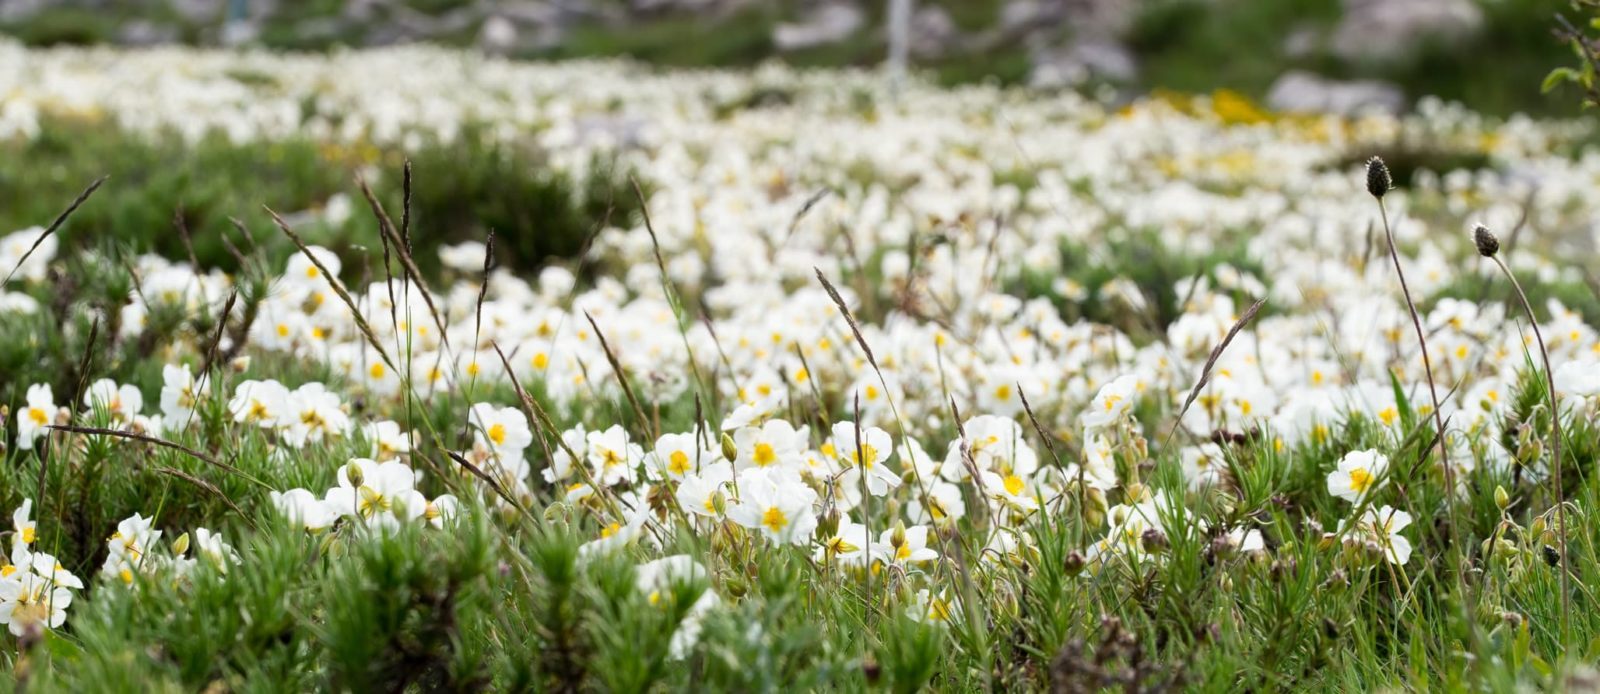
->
[11, 499, 37, 552]
[83, 378, 143, 424]
[14, 384, 57, 451]
[424, 495, 460, 528]
[733, 420, 805, 472]
[651, 431, 710, 480]
[1225, 528, 1265, 554]
[1080, 374, 1140, 430]
[102, 513, 162, 582]
[281, 382, 350, 448]
[325, 459, 428, 528]
[439, 241, 488, 272]
[881, 524, 939, 565]
[159, 363, 210, 427]
[677, 462, 734, 518]
[470, 403, 533, 463]
[1555, 359, 1600, 400]
[980, 470, 1040, 513]
[229, 379, 291, 428]
[831, 421, 900, 496]
[911, 481, 967, 525]
[907, 588, 958, 626]
[578, 508, 650, 561]
[284, 244, 341, 286]
[0, 226, 57, 283]
[727, 467, 818, 546]
[634, 555, 719, 659]
[814, 516, 880, 566]
[1180, 443, 1227, 490]
[1343, 505, 1414, 566]
[587, 425, 643, 487]
[191, 528, 241, 569]
[0, 571, 73, 636]
[1327, 449, 1388, 504]
[362, 420, 415, 461]
[271, 489, 337, 531]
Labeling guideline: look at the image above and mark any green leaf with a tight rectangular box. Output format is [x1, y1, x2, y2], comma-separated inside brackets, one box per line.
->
[1543, 67, 1580, 94]
[1388, 368, 1416, 432]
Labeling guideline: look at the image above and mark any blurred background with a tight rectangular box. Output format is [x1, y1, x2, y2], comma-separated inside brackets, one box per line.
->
[0, 0, 1584, 117]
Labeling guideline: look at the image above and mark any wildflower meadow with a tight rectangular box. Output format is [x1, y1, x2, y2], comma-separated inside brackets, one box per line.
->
[3, 15, 1600, 692]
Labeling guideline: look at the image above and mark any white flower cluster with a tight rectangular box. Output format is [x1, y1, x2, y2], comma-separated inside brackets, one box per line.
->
[3, 43, 1599, 634]
[1, 500, 83, 637]
[271, 458, 457, 532]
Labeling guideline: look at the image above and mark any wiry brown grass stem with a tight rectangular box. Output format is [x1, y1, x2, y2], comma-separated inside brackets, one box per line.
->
[1371, 195, 1483, 649]
[266, 206, 398, 373]
[356, 174, 450, 352]
[1488, 254, 1572, 642]
[2, 176, 106, 286]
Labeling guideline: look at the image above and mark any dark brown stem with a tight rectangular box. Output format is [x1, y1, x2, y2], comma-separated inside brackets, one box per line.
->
[1375, 199, 1473, 616]
[1491, 255, 1572, 642]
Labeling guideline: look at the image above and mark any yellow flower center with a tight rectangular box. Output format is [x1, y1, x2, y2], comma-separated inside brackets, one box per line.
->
[1377, 407, 1398, 426]
[369, 363, 386, 379]
[488, 423, 506, 445]
[668, 450, 691, 475]
[1349, 468, 1373, 493]
[28, 407, 48, 425]
[753, 442, 777, 467]
[761, 506, 788, 532]
[854, 444, 879, 468]
[1003, 475, 1025, 496]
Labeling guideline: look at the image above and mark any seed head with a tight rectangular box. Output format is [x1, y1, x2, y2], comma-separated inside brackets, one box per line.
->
[1063, 550, 1087, 576]
[1543, 544, 1561, 568]
[1365, 156, 1392, 198]
[1473, 224, 1500, 258]
[1140, 527, 1169, 554]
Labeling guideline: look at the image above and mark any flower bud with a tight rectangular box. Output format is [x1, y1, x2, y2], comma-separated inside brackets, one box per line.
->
[1473, 224, 1500, 258]
[1064, 550, 1086, 577]
[862, 658, 882, 685]
[1494, 485, 1511, 511]
[1140, 527, 1169, 554]
[344, 461, 365, 488]
[720, 433, 738, 463]
[172, 532, 190, 556]
[1365, 156, 1392, 198]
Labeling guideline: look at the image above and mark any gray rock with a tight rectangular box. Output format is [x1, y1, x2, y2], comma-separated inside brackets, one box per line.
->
[479, 15, 517, 54]
[773, 3, 864, 52]
[1029, 38, 1137, 88]
[169, 0, 225, 23]
[1266, 70, 1405, 115]
[910, 5, 956, 59]
[1332, 0, 1482, 63]
[119, 20, 179, 45]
